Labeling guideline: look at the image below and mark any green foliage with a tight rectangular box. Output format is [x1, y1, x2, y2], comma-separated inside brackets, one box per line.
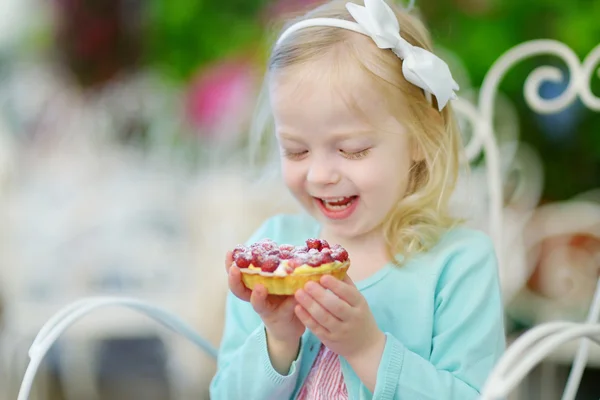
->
[144, 0, 271, 82]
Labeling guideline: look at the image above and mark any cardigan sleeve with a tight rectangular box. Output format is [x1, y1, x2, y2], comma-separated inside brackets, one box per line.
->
[209, 217, 303, 400]
[373, 232, 506, 399]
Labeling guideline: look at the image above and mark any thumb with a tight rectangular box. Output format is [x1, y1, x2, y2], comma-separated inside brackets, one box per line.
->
[224, 251, 234, 273]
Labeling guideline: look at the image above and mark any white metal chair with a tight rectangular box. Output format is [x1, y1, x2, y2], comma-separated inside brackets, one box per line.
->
[454, 39, 600, 399]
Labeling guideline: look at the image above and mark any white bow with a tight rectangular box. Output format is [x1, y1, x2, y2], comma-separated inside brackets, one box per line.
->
[275, 0, 459, 111]
[346, 0, 459, 111]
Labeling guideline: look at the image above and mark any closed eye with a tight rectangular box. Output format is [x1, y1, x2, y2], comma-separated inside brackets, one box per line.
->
[340, 148, 371, 160]
[281, 149, 308, 160]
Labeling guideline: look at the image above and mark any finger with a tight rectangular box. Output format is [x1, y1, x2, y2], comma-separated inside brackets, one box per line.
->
[295, 304, 329, 337]
[250, 284, 269, 314]
[304, 281, 352, 320]
[342, 274, 355, 287]
[228, 265, 252, 301]
[224, 251, 233, 273]
[320, 274, 362, 307]
[295, 288, 340, 331]
[279, 296, 298, 315]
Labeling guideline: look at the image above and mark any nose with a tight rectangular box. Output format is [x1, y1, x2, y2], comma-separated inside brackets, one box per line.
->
[306, 156, 341, 185]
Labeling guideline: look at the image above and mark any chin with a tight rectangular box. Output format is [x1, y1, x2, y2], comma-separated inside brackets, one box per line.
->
[318, 218, 366, 239]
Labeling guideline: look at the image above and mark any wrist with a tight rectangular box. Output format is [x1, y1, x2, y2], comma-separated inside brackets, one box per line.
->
[346, 330, 386, 365]
[265, 328, 302, 376]
[344, 330, 386, 393]
[265, 327, 301, 349]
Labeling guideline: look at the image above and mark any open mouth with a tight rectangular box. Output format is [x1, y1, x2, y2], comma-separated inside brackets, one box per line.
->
[315, 196, 359, 219]
[319, 196, 357, 210]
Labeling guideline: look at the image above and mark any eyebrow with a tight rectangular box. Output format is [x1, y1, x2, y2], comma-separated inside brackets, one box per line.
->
[278, 130, 375, 141]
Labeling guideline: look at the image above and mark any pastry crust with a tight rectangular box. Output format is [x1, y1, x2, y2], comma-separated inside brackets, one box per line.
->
[239, 261, 350, 295]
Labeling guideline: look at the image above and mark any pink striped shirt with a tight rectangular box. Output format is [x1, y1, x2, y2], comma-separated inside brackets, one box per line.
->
[297, 344, 348, 399]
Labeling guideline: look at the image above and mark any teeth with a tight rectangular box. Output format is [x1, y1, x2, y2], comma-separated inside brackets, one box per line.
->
[323, 196, 349, 203]
[324, 203, 350, 210]
[321, 196, 354, 211]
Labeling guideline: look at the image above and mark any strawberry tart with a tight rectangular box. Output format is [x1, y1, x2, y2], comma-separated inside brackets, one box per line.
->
[231, 238, 350, 295]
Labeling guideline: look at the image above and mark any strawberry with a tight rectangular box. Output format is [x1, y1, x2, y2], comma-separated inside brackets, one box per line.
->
[267, 249, 281, 258]
[232, 245, 247, 259]
[332, 248, 349, 262]
[251, 248, 265, 268]
[289, 253, 309, 269]
[279, 244, 295, 252]
[320, 251, 334, 264]
[234, 251, 253, 268]
[256, 239, 277, 251]
[279, 250, 293, 259]
[306, 238, 321, 250]
[261, 256, 280, 273]
[294, 245, 308, 253]
[306, 253, 323, 267]
[306, 238, 331, 251]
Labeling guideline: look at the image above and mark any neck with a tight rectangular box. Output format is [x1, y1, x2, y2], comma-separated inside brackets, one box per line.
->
[320, 227, 389, 262]
[320, 226, 392, 282]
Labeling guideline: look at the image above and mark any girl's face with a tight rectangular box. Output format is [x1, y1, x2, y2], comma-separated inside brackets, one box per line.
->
[269, 63, 417, 243]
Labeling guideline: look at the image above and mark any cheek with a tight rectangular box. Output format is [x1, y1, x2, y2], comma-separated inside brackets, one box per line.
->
[355, 156, 411, 196]
[281, 161, 305, 192]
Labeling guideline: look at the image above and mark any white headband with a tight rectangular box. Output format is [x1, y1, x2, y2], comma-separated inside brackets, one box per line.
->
[275, 0, 459, 111]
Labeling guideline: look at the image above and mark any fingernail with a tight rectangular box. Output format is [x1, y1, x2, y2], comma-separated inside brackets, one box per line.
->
[320, 275, 333, 286]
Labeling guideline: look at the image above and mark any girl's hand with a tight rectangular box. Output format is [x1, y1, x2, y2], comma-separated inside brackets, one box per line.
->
[294, 274, 385, 360]
[225, 251, 305, 345]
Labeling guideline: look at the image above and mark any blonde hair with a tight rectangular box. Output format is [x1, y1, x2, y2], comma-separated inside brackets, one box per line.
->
[249, 0, 464, 264]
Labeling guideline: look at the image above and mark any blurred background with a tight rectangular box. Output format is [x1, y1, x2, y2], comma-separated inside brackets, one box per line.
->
[0, 0, 598, 399]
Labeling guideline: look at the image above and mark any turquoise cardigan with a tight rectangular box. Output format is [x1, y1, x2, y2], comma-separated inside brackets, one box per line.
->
[210, 214, 505, 399]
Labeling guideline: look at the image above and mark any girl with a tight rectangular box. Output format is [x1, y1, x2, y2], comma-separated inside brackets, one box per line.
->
[210, 0, 505, 398]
